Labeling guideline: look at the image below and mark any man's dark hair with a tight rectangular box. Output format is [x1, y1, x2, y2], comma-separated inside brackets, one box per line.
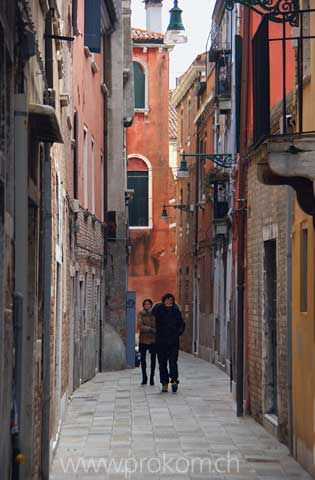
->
[162, 293, 175, 303]
[142, 298, 153, 307]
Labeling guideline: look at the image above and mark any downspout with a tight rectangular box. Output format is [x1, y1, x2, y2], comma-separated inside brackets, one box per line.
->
[41, 7, 53, 479]
[41, 143, 52, 480]
[286, 188, 293, 452]
[229, 6, 237, 391]
[193, 132, 200, 355]
[236, 6, 250, 417]
[102, 30, 111, 371]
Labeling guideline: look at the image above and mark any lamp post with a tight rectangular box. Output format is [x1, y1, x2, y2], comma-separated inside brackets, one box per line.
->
[165, 0, 188, 44]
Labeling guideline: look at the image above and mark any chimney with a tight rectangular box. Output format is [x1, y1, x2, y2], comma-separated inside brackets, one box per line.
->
[145, 0, 163, 33]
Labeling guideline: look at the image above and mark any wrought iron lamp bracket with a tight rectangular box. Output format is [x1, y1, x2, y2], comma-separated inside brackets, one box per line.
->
[225, 0, 300, 26]
[181, 153, 235, 169]
[172, 204, 193, 213]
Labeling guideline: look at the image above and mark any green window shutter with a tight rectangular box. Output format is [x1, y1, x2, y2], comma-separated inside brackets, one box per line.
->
[133, 62, 145, 109]
[127, 171, 149, 226]
[84, 0, 101, 53]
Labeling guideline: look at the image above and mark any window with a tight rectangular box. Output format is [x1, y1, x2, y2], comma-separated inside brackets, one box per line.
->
[56, 174, 60, 244]
[83, 128, 88, 209]
[127, 171, 149, 227]
[180, 109, 184, 147]
[84, 272, 88, 329]
[101, 154, 104, 221]
[187, 99, 191, 137]
[300, 228, 308, 312]
[91, 139, 95, 214]
[133, 61, 145, 110]
[73, 111, 78, 198]
[84, 0, 101, 53]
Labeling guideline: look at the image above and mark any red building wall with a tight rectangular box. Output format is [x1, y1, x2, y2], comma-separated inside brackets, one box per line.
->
[127, 32, 176, 313]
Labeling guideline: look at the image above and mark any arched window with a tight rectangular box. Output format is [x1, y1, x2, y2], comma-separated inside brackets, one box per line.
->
[127, 155, 152, 228]
[187, 98, 191, 136]
[133, 61, 145, 109]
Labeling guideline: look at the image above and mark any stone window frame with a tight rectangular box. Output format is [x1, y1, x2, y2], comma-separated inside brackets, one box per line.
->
[133, 57, 149, 114]
[127, 154, 153, 229]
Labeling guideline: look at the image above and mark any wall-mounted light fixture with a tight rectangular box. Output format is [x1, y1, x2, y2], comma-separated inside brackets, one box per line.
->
[161, 203, 193, 220]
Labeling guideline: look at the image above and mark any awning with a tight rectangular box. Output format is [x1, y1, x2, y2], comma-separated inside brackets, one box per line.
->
[28, 103, 63, 144]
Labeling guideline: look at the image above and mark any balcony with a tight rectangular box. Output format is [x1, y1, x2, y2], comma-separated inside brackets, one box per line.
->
[206, 170, 230, 234]
[252, 11, 315, 218]
[215, 53, 231, 112]
[209, 24, 231, 62]
[254, 134, 315, 216]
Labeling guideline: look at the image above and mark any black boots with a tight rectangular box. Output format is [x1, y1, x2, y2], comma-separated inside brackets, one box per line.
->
[141, 371, 155, 386]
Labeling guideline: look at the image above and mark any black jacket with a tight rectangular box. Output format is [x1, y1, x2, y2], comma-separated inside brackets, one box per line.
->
[152, 302, 185, 346]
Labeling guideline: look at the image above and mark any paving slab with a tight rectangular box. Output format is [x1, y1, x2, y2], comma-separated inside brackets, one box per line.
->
[50, 352, 312, 480]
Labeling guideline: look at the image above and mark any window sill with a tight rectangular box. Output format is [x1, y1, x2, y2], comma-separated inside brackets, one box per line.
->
[129, 226, 153, 230]
[84, 46, 92, 58]
[134, 108, 149, 115]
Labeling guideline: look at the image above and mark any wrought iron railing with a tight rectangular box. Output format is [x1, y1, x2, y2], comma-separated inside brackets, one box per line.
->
[209, 23, 232, 61]
[252, 9, 315, 145]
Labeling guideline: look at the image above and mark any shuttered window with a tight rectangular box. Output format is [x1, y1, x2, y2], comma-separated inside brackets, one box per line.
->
[128, 171, 148, 227]
[133, 62, 145, 109]
[84, 0, 101, 53]
[300, 228, 308, 312]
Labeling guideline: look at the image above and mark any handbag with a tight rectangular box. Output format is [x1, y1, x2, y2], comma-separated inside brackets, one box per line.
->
[135, 348, 141, 368]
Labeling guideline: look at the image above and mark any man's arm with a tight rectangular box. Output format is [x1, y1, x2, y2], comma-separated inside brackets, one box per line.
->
[176, 307, 185, 336]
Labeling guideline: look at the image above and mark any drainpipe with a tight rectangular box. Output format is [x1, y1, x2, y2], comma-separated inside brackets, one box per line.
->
[229, 5, 237, 391]
[286, 188, 293, 452]
[193, 133, 200, 355]
[236, 6, 250, 417]
[41, 7, 53, 479]
[41, 143, 52, 480]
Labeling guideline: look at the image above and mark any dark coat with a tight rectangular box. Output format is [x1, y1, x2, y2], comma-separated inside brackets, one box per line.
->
[152, 302, 185, 346]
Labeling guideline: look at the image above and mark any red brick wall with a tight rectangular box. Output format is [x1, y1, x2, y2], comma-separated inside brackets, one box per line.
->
[247, 156, 289, 443]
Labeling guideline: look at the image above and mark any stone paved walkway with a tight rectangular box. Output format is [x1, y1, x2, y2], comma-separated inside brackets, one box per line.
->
[50, 352, 311, 479]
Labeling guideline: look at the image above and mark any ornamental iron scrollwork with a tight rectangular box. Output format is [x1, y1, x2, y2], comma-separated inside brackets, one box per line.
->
[181, 153, 235, 169]
[225, 0, 300, 26]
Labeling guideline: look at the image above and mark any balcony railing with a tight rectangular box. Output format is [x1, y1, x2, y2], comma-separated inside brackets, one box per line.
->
[252, 9, 315, 146]
[215, 53, 231, 100]
[209, 24, 232, 62]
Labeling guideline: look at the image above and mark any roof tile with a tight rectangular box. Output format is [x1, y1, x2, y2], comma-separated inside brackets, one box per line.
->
[132, 27, 164, 42]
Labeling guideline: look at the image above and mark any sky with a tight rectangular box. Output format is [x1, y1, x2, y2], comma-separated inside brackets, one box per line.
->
[130, 0, 214, 88]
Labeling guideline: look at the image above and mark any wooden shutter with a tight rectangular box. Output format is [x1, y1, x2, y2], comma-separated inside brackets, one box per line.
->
[133, 62, 145, 109]
[84, 0, 101, 53]
[127, 171, 149, 226]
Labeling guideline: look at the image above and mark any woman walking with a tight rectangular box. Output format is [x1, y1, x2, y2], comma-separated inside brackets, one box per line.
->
[137, 299, 157, 385]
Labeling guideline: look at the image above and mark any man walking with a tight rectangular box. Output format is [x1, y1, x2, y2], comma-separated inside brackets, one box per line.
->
[152, 293, 185, 393]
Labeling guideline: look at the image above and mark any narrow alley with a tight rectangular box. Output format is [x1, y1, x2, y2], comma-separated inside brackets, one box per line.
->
[50, 352, 311, 480]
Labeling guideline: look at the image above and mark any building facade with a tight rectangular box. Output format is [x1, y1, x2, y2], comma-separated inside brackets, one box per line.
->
[0, 0, 134, 478]
[127, 6, 176, 313]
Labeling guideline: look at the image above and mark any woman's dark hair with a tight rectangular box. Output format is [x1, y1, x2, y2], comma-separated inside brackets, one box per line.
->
[162, 293, 175, 303]
[142, 298, 153, 307]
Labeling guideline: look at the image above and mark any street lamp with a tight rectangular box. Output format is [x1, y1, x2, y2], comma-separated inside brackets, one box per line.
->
[161, 203, 193, 220]
[178, 152, 234, 177]
[165, 0, 187, 45]
[177, 156, 189, 178]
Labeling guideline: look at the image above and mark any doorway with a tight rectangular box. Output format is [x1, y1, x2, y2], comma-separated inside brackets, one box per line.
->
[263, 239, 278, 415]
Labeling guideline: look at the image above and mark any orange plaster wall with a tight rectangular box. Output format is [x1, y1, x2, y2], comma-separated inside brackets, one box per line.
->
[243, 11, 295, 142]
[127, 45, 176, 313]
